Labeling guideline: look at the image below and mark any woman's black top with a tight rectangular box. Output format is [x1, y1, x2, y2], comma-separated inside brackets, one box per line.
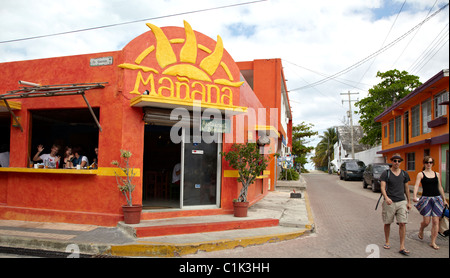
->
[421, 172, 440, 197]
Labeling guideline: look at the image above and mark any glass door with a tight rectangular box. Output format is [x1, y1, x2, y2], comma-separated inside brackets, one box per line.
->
[180, 128, 221, 208]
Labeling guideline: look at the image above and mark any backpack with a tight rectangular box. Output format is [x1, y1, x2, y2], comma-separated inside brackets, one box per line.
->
[375, 169, 406, 210]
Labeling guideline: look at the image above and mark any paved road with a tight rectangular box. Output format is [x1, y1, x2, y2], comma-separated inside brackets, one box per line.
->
[184, 172, 449, 258]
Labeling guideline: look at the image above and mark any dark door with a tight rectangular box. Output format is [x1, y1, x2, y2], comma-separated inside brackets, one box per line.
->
[182, 130, 220, 207]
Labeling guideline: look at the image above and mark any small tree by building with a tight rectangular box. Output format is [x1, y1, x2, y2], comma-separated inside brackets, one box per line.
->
[221, 143, 268, 202]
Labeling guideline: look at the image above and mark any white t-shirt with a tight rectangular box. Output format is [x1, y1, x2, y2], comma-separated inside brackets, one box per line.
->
[40, 153, 59, 168]
[0, 152, 9, 167]
[172, 163, 181, 183]
[73, 156, 89, 167]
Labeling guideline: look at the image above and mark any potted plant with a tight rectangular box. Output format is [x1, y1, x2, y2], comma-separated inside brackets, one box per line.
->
[111, 149, 142, 224]
[221, 143, 268, 217]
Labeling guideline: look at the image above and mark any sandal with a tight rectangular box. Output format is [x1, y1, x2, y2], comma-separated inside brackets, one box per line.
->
[383, 244, 390, 249]
[430, 244, 440, 250]
[418, 232, 423, 240]
[399, 249, 410, 256]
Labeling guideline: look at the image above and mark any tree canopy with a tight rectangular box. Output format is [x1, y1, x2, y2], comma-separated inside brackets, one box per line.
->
[291, 122, 318, 171]
[355, 69, 422, 146]
[312, 127, 338, 169]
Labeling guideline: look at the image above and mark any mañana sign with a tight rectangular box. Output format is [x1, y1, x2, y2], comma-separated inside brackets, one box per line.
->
[119, 21, 245, 112]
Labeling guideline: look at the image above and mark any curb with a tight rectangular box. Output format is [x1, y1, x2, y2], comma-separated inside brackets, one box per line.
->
[106, 228, 311, 257]
[0, 235, 112, 256]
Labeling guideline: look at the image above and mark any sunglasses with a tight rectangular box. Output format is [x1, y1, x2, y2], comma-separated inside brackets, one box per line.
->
[392, 159, 402, 163]
[425, 161, 434, 164]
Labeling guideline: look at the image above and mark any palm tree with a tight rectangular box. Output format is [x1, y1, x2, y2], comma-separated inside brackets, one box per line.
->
[312, 127, 337, 170]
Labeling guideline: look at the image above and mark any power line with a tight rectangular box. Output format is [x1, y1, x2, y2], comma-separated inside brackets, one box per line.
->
[283, 59, 370, 91]
[0, 0, 267, 44]
[408, 23, 449, 73]
[283, 60, 348, 110]
[359, 0, 406, 83]
[290, 3, 449, 92]
[413, 32, 449, 74]
[390, 0, 438, 67]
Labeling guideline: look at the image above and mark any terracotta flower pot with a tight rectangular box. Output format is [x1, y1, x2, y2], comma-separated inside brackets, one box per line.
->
[233, 201, 249, 217]
[122, 205, 142, 224]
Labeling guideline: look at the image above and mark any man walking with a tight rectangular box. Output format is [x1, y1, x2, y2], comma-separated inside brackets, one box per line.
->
[380, 153, 412, 256]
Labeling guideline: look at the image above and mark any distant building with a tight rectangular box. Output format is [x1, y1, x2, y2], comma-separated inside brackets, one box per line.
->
[332, 125, 371, 170]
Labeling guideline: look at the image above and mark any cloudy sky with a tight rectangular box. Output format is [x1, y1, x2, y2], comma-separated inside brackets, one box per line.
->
[1, 0, 449, 168]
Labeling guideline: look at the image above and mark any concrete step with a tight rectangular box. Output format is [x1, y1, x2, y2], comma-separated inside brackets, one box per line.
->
[117, 215, 279, 238]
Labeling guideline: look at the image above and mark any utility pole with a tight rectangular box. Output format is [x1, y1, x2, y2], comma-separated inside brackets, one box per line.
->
[340, 91, 359, 159]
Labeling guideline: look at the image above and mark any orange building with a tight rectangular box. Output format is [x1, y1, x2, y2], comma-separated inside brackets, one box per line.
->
[375, 69, 449, 192]
[0, 21, 292, 226]
[238, 59, 293, 188]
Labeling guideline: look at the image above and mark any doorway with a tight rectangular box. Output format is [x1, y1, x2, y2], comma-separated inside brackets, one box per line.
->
[142, 124, 221, 209]
[143, 125, 181, 209]
[182, 129, 221, 208]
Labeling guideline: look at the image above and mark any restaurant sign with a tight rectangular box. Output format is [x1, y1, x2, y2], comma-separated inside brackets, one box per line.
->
[201, 118, 231, 133]
[119, 21, 246, 113]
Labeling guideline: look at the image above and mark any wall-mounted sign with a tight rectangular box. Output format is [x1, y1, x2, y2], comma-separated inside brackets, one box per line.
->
[90, 56, 113, 67]
[201, 118, 230, 133]
[119, 21, 247, 113]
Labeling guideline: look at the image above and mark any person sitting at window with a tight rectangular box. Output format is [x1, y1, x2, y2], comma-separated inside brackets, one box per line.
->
[72, 146, 89, 168]
[90, 147, 98, 169]
[0, 144, 10, 167]
[33, 144, 61, 168]
[62, 146, 74, 168]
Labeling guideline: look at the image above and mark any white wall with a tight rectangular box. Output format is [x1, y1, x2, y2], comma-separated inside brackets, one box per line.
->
[332, 144, 384, 171]
[354, 145, 385, 165]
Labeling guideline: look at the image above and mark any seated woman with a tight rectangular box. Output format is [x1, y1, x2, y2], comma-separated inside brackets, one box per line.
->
[62, 146, 74, 168]
[72, 146, 89, 168]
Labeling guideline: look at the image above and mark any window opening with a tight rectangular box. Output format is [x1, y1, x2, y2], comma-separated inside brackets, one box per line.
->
[411, 105, 420, 137]
[0, 112, 10, 167]
[422, 98, 431, 134]
[434, 91, 449, 118]
[30, 108, 100, 168]
[406, 153, 415, 171]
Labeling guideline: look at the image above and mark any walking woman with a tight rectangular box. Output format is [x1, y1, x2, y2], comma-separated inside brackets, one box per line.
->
[413, 156, 448, 250]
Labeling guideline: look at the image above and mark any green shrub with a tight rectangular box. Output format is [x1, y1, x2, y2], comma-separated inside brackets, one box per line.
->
[279, 169, 299, 180]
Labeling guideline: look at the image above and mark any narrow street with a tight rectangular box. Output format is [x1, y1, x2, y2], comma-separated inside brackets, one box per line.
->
[185, 172, 449, 258]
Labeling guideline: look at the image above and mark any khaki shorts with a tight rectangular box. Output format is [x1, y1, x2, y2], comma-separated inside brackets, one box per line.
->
[382, 200, 408, 224]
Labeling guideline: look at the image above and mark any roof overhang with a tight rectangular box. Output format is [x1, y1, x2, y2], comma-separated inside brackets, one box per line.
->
[0, 82, 106, 132]
[254, 125, 280, 137]
[130, 95, 247, 116]
[377, 133, 449, 154]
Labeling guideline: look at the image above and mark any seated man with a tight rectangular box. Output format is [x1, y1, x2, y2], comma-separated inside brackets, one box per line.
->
[33, 144, 61, 168]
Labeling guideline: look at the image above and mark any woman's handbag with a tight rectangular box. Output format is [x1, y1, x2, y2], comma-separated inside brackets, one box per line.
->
[439, 204, 449, 237]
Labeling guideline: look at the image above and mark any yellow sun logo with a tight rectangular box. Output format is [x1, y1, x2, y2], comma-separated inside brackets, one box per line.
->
[119, 21, 244, 88]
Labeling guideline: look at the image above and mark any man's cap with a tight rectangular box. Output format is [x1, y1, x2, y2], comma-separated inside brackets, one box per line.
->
[390, 155, 403, 161]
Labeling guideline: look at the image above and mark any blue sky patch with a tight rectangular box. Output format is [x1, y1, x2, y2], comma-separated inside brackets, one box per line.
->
[227, 22, 257, 38]
[372, 0, 411, 20]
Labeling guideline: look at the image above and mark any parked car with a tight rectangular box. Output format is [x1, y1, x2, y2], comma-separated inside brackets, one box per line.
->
[363, 163, 391, 192]
[339, 160, 366, 181]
